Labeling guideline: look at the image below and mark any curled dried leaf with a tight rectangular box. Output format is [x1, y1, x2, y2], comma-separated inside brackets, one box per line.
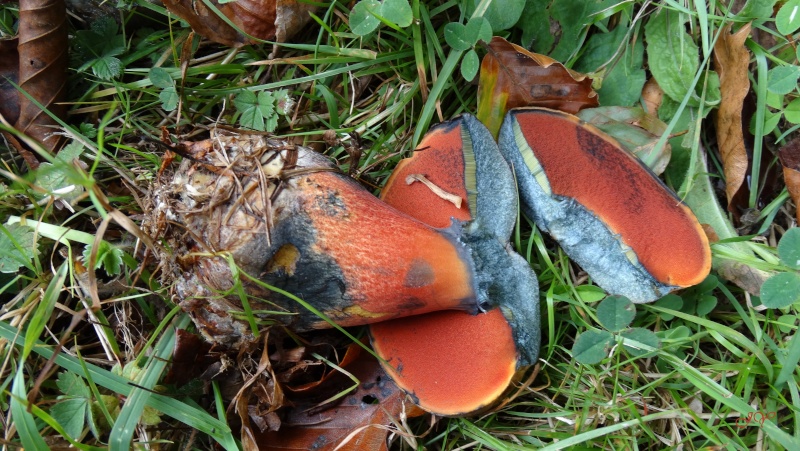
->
[163, 0, 316, 47]
[255, 345, 422, 451]
[16, 0, 68, 154]
[477, 36, 598, 136]
[0, 37, 18, 125]
[779, 137, 800, 224]
[713, 24, 752, 215]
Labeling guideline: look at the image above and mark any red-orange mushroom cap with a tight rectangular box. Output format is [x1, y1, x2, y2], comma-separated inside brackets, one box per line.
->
[498, 108, 711, 303]
[370, 309, 517, 416]
[370, 114, 540, 416]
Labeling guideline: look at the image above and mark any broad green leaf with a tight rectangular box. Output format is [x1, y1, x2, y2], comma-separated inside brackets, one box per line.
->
[573, 24, 624, 72]
[79, 123, 98, 139]
[74, 17, 126, 80]
[467, 0, 525, 32]
[83, 241, 125, 276]
[776, 314, 798, 333]
[35, 141, 85, 201]
[465, 17, 492, 45]
[735, 0, 778, 19]
[57, 371, 91, 399]
[778, 228, 800, 269]
[350, 0, 381, 35]
[467, 16, 492, 44]
[784, 98, 800, 124]
[574, 23, 645, 106]
[550, 0, 616, 62]
[0, 223, 37, 273]
[645, 9, 701, 106]
[766, 91, 784, 109]
[235, 90, 278, 132]
[620, 327, 660, 357]
[518, 0, 553, 53]
[380, 0, 412, 27]
[444, 22, 472, 51]
[596, 37, 645, 107]
[596, 295, 636, 332]
[696, 295, 718, 316]
[572, 330, 614, 364]
[661, 325, 692, 341]
[760, 272, 800, 308]
[148, 67, 173, 89]
[699, 70, 721, 107]
[575, 284, 606, 302]
[50, 399, 88, 440]
[752, 108, 782, 134]
[159, 86, 179, 111]
[653, 294, 683, 321]
[776, 0, 800, 35]
[767, 65, 800, 95]
[461, 49, 480, 81]
[91, 56, 123, 80]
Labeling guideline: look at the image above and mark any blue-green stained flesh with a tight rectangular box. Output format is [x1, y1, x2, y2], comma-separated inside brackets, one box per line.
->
[498, 108, 711, 303]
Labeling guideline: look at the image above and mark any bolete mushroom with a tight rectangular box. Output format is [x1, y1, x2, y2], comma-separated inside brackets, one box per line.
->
[160, 128, 536, 351]
[498, 108, 711, 303]
[370, 115, 540, 416]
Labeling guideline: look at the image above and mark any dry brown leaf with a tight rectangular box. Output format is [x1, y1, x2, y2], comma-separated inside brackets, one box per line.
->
[256, 345, 423, 451]
[15, 0, 68, 154]
[0, 37, 19, 125]
[476, 36, 598, 137]
[713, 23, 752, 213]
[779, 137, 800, 224]
[163, 0, 316, 48]
[641, 77, 663, 116]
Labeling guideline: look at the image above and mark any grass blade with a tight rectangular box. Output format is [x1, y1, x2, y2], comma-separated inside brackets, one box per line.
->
[0, 320, 238, 450]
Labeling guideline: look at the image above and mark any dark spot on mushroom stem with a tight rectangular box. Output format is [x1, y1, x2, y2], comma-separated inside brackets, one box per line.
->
[314, 190, 348, 217]
[404, 258, 436, 288]
[395, 298, 427, 313]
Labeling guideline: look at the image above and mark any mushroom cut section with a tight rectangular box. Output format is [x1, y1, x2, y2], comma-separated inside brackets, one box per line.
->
[498, 108, 711, 303]
[153, 130, 491, 348]
[370, 114, 540, 416]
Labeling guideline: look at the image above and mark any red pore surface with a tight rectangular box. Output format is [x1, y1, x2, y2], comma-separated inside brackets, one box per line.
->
[370, 309, 517, 416]
[300, 172, 476, 324]
[513, 108, 711, 286]
[370, 116, 520, 415]
[381, 120, 471, 228]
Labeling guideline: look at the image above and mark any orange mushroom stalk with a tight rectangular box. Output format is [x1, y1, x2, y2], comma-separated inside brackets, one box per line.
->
[370, 115, 540, 416]
[162, 128, 535, 350]
[498, 108, 711, 303]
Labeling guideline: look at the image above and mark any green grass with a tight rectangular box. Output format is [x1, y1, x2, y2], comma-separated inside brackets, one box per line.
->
[1, 0, 799, 449]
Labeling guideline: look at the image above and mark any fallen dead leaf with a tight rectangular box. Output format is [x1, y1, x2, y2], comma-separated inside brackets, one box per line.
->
[255, 344, 423, 451]
[0, 37, 18, 125]
[779, 137, 800, 224]
[163, 0, 316, 48]
[15, 0, 68, 154]
[713, 23, 752, 216]
[476, 36, 598, 137]
[641, 77, 663, 115]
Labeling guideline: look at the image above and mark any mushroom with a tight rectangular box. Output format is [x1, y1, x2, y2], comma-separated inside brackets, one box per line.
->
[498, 107, 711, 303]
[163, 128, 536, 351]
[370, 115, 540, 416]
